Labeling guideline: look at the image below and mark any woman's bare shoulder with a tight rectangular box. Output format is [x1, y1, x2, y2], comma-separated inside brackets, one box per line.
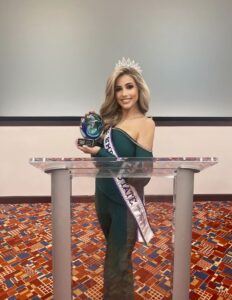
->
[134, 117, 155, 135]
[134, 116, 154, 124]
[141, 116, 155, 129]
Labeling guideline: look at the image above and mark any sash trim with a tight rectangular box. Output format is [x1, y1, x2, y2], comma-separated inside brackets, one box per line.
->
[104, 127, 154, 244]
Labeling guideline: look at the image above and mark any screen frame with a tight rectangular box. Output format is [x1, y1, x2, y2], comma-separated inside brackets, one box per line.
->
[1, 116, 232, 126]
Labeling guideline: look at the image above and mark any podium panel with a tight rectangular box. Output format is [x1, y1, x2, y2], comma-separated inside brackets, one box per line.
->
[30, 157, 218, 300]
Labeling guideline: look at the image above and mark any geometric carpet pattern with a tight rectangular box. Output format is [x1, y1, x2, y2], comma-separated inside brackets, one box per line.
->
[0, 201, 231, 300]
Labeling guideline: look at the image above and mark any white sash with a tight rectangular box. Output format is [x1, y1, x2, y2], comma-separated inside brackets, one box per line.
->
[104, 127, 154, 244]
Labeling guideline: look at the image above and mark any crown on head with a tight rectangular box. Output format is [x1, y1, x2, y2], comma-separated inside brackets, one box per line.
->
[115, 57, 142, 74]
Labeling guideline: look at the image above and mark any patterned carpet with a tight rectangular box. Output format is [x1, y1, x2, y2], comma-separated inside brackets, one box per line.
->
[0, 201, 231, 300]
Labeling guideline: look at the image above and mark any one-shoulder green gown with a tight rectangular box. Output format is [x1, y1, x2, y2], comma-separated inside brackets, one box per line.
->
[94, 128, 153, 300]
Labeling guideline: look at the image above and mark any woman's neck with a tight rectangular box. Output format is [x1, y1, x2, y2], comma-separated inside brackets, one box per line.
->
[121, 108, 144, 121]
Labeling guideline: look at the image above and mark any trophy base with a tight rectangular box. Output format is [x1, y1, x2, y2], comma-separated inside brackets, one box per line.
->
[77, 138, 95, 147]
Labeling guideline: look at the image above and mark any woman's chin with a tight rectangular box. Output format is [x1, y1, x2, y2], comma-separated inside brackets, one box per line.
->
[119, 104, 134, 110]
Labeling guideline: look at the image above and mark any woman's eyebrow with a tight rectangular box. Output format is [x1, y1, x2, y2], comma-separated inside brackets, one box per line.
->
[116, 81, 134, 87]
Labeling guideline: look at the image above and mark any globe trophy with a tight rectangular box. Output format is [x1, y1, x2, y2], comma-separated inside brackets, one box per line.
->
[77, 112, 104, 147]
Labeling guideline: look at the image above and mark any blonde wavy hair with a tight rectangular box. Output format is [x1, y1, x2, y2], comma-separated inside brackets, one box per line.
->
[100, 66, 150, 130]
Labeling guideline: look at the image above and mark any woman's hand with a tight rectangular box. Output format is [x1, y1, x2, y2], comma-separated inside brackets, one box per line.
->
[77, 145, 101, 155]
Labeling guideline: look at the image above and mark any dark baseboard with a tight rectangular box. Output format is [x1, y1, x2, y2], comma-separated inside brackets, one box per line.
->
[0, 194, 231, 204]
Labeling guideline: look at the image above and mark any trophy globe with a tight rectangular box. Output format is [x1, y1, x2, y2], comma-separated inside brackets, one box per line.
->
[78, 112, 104, 147]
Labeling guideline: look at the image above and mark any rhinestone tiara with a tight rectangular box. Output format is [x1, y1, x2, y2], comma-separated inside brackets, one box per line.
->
[115, 57, 142, 74]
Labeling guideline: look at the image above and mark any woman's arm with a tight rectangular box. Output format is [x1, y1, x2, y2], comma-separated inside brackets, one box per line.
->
[77, 145, 115, 157]
[137, 118, 155, 151]
[125, 118, 155, 188]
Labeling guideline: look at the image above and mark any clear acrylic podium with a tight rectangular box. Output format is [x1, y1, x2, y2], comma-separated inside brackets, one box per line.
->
[30, 157, 218, 300]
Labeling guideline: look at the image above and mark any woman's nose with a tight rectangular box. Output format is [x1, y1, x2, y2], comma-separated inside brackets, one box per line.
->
[122, 88, 128, 96]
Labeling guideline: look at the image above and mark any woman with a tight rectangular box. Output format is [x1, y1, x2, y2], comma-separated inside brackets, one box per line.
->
[78, 58, 155, 300]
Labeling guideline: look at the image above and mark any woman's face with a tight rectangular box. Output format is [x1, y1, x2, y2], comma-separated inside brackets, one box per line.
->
[115, 74, 139, 111]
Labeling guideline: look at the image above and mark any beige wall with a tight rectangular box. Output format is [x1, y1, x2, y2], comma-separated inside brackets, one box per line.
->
[0, 126, 231, 196]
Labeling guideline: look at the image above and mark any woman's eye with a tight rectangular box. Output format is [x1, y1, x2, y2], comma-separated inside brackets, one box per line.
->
[127, 85, 134, 89]
[115, 87, 122, 92]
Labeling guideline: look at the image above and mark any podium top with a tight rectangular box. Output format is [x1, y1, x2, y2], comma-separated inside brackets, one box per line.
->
[29, 157, 218, 178]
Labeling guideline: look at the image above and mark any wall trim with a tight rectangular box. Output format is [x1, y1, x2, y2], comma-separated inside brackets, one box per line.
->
[1, 117, 232, 126]
[0, 194, 231, 204]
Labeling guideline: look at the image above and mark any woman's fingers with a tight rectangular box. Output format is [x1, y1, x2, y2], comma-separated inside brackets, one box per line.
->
[77, 145, 100, 155]
[77, 145, 89, 152]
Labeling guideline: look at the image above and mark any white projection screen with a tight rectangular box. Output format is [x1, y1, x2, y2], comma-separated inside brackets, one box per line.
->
[0, 0, 232, 117]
